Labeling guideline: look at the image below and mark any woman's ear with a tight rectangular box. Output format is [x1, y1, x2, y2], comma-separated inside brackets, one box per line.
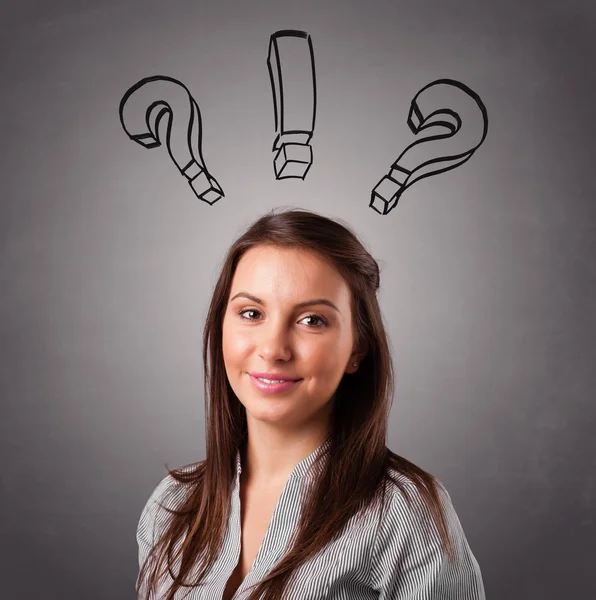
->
[346, 348, 366, 373]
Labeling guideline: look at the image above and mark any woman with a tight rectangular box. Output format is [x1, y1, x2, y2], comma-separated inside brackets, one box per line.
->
[135, 207, 486, 600]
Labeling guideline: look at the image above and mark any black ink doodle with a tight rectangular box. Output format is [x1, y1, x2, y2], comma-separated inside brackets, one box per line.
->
[267, 30, 317, 180]
[119, 75, 224, 205]
[370, 79, 488, 215]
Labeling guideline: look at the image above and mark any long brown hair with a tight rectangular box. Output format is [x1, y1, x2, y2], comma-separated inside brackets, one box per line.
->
[136, 206, 456, 600]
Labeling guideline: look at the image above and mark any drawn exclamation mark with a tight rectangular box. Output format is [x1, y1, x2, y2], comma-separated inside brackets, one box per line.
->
[267, 30, 317, 179]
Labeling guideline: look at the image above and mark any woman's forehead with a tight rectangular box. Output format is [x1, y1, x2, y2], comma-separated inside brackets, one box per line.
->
[230, 248, 350, 307]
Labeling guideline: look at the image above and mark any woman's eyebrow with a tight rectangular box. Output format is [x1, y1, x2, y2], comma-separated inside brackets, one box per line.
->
[230, 292, 340, 313]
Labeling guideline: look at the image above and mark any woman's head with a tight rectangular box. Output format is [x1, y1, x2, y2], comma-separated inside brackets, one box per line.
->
[222, 242, 366, 439]
[205, 206, 391, 453]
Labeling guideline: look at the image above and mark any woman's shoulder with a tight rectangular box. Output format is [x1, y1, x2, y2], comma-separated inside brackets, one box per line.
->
[371, 467, 486, 598]
[378, 464, 455, 543]
[383, 455, 453, 510]
[142, 472, 177, 511]
[386, 463, 450, 496]
[139, 462, 202, 529]
[137, 473, 176, 538]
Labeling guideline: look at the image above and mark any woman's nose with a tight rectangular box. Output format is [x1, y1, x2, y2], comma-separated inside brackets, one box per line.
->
[257, 323, 293, 361]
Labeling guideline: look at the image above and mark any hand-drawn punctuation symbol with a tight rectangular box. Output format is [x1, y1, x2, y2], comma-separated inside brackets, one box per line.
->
[267, 30, 317, 180]
[370, 78, 488, 215]
[118, 75, 224, 205]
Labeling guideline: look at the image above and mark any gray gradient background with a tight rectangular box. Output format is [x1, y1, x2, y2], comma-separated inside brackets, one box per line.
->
[1, 0, 595, 598]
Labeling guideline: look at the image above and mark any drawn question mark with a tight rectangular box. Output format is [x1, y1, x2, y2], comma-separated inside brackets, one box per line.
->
[370, 78, 488, 215]
[267, 30, 317, 179]
[119, 75, 224, 205]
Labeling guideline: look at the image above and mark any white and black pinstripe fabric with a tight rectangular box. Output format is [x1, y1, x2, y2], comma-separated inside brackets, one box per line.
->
[137, 438, 486, 599]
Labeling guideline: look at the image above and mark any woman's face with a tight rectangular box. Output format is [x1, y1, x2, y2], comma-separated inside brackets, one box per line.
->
[222, 245, 360, 431]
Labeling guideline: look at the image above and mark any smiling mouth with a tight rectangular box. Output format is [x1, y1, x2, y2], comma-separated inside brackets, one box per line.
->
[247, 372, 303, 382]
[257, 377, 300, 383]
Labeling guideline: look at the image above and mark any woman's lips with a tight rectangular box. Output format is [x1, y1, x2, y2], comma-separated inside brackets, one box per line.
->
[249, 374, 303, 394]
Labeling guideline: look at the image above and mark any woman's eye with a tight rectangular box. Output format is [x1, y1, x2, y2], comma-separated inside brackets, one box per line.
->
[301, 314, 327, 327]
[238, 309, 261, 321]
[237, 309, 327, 328]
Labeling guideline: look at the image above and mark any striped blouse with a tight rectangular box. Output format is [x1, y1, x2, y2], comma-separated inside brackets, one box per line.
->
[136, 438, 486, 599]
